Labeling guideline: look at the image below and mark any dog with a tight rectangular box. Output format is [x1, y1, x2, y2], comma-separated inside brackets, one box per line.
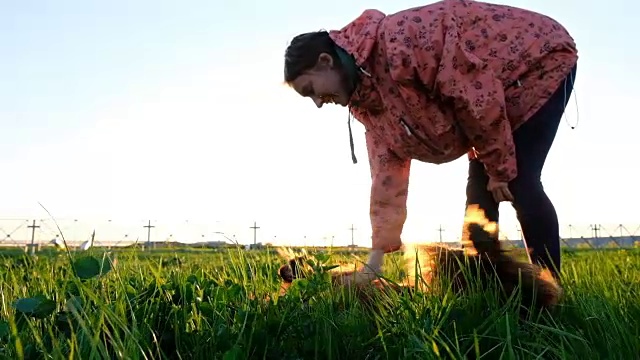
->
[276, 205, 563, 314]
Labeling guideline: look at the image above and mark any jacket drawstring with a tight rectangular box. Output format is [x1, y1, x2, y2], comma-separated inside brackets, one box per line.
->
[345, 66, 372, 165]
[347, 109, 357, 164]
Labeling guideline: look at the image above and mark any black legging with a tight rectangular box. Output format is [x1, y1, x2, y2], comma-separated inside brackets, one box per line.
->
[465, 63, 577, 278]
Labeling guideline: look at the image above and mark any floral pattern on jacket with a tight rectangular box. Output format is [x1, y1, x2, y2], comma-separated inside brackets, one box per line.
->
[328, 0, 578, 253]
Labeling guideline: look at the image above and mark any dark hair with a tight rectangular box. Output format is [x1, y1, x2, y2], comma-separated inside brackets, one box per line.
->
[284, 30, 342, 83]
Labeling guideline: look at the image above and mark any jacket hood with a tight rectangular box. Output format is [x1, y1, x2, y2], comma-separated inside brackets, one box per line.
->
[328, 9, 386, 68]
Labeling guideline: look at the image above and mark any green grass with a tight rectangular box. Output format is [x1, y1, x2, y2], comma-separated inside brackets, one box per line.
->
[0, 246, 638, 359]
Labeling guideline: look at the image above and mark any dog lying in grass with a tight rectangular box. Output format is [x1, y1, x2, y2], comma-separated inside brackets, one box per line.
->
[277, 205, 563, 313]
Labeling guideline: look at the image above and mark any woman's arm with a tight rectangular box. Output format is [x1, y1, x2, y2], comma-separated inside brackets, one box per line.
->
[365, 130, 411, 258]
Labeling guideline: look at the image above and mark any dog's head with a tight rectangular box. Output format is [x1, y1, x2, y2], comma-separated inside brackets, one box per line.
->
[277, 255, 316, 295]
[278, 256, 306, 283]
[276, 247, 311, 296]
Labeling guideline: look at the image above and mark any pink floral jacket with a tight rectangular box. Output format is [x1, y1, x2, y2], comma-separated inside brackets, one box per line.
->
[328, 0, 578, 252]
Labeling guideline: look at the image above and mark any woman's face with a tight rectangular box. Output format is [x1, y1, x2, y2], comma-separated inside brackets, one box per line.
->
[289, 53, 350, 108]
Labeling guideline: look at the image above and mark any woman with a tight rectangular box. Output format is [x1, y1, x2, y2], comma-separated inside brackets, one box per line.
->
[284, 0, 577, 284]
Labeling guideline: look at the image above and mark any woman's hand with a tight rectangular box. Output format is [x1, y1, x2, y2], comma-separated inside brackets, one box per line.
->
[334, 249, 385, 287]
[487, 178, 514, 203]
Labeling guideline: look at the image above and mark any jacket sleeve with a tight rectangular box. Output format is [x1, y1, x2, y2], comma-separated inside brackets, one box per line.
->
[434, 38, 517, 183]
[365, 130, 411, 253]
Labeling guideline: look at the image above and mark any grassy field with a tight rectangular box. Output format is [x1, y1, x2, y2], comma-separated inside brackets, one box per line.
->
[0, 246, 638, 360]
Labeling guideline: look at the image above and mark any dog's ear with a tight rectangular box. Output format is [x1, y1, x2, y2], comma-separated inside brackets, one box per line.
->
[278, 256, 309, 283]
[279, 263, 294, 283]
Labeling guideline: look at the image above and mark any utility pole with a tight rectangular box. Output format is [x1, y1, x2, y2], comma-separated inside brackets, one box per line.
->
[250, 221, 260, 245]
[437, 224, 445, 243]
[591, 224, 601, 238]
[144, 220, 155, 248]
[348, 224, 356, 247]
[28, 219, 40, 255]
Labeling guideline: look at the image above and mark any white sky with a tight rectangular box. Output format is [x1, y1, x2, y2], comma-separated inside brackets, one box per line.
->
[1, 0, 638, 246]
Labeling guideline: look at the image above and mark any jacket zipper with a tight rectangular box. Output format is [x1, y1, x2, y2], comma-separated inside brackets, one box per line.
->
[399, 118, 444, 156]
